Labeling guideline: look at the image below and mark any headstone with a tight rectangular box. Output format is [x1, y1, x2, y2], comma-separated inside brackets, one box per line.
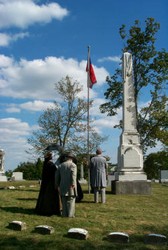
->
[144, 234, 167, 245]
[113, 52, 151, 194]
[0, 149, 7, 182]
[8, 221, 27, 231]
[107, 232, 129, 243]
[8, 186, 16, 190]
[34, 225, 55, 234]
[160, 170, 168, 183]
[11, 172, 23, 181]
[79, 163, 87, 184]
[67, 228, 89, 240]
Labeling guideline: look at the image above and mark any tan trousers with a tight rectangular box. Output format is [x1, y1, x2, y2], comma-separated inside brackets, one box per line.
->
[61, 196, 76, 217]
[94, 187, 106, 203]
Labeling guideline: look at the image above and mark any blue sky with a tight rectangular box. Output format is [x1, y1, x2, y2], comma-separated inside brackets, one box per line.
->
[0, 0, 167, 171]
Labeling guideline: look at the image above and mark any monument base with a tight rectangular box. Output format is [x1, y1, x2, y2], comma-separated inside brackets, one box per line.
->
[115, 171, 147, 181]
[111, 180, 151, 195]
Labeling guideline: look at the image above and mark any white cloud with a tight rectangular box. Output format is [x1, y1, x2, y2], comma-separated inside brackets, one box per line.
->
[0, 55, 109, 100]
[98, 55, 121, 63]
[5, 100, 55, 113]
[6, 106, 21, 113]
[0, 32, 29, 47]
[0, 54, 13, 67]
[0, 117, 32, 170]
[20, 100, 55, 112]
[0, 0, 69, 29]
[0, 118, 30, 138]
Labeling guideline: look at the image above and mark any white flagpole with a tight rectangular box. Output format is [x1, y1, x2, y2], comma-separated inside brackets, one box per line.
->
[87, 45, 91, 194]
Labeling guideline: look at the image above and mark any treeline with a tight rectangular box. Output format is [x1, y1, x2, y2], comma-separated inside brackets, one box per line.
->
[5, 151, 168, 181]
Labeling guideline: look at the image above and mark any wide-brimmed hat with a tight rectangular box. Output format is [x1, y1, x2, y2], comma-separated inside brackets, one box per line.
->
[65, 152, 76, 159]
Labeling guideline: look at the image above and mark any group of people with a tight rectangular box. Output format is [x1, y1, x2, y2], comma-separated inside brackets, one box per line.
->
[35, 148, 107, 218]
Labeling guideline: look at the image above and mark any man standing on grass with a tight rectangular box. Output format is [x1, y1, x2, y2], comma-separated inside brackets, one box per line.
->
[90, 148, 107, 203]
[55, 152, 77, 217]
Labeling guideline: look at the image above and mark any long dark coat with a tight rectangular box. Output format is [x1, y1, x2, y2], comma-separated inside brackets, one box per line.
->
[35, 159, 60, 216]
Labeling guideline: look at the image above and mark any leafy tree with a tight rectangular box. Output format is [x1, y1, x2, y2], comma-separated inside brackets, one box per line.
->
[100, 18, 168, 153]
[144, 151, 168, 179]
[28, 76, 107, 157]
[14, 159, 43, 180]
[5, 170, 13, 180]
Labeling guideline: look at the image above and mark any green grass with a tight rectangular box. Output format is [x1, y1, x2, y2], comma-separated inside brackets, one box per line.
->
[0, 181, 168, 249]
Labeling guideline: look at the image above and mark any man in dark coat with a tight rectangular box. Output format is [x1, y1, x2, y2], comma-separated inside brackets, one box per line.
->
[35, 152, 60, 216]
[90, 148, 107, 203]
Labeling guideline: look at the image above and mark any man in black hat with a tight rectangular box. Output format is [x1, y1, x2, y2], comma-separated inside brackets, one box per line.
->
[55, 152, 77, 217]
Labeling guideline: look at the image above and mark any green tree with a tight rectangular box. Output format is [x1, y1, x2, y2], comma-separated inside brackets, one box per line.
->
[14, 159, 43, 180]
[100, 18, 168, 153]
[28, 76, 107, 157]
[144, 151, 168, 179]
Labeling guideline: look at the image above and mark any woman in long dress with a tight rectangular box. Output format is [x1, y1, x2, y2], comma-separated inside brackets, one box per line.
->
[35, 152, 60, 216]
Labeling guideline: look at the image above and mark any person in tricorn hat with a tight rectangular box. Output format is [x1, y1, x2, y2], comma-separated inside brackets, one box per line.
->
[35, 151, 61, 216]
[55, 152, 77, 217]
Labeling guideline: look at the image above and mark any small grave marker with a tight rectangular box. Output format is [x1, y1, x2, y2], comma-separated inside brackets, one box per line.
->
[68, 228, 89, 240]
[34, 225, 54, 235]
[8, 221, 27, 231]
[107, 232, 129, 243]
[144, 234, 167, 245]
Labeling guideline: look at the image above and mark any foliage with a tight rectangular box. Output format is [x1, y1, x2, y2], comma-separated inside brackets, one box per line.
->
[5, 170, 13, 179]
[28, 76, 107, 157]
[100, 18, 168, 153]
[13, 158, 43, 180]
[144, 151, 168, 179]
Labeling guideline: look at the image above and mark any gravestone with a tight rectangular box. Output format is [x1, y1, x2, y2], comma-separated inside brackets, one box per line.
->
[0, 149, 7, 182]
[160, 170, 168, 183]
[144, 234, 167, 245]
[11, 172, 23, 181]
[112, 52, 151, 194]
[34, 225, 55, 234]
[79, 163, 87, 184]
[67, 228, 89, 240]
[107, 232, 129, 243]
[8, 221, 27, 231]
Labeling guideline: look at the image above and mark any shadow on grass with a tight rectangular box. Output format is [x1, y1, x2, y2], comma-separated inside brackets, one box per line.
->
[8, 189, 39, 193]
[0, 235, 153, 250]
[17, 198, 37, 201]
[0, 206, 35, 215]
[138, 224, 168, 236]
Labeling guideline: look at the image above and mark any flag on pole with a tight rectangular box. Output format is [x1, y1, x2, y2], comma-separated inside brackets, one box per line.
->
[86, 58, 97, 88]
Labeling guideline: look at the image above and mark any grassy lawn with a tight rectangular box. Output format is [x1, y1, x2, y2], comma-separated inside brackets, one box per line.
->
[0, 181, 168, 250]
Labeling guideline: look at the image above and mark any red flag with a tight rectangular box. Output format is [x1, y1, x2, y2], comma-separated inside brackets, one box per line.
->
[86, 58, 97, 88]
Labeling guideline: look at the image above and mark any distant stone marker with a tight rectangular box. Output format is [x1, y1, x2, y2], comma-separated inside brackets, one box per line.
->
[144, 234, 167, 245]
[8, 221, 27, 231]
[34, 225, 55, 234]
[67, 228, 89, 240]
[0, 149, 7, 182]
[107, 232, 129, 243]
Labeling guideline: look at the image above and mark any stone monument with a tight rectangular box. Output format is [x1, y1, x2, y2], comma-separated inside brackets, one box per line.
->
[112, 52, 151, 194]
[79, 163, 87, 184]
[0, 149, 7, 182]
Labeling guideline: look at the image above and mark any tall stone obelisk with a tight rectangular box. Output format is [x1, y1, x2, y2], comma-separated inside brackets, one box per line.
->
[112, 52, 151, 194]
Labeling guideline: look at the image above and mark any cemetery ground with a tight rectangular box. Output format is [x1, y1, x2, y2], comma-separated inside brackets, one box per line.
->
[0, 181, 168, 250]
